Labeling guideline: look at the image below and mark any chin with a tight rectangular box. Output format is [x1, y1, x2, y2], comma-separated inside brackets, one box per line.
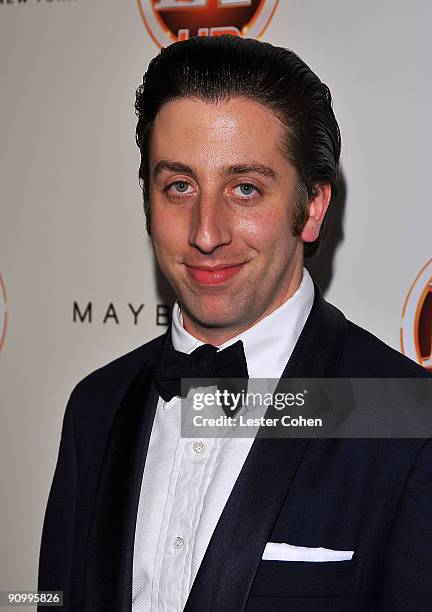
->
[189, 312, 234, 330]
[182, 303, 232, 328]
[180, 292, 253, 331]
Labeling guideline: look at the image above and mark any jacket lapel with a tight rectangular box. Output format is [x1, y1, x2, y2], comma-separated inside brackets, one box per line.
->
[184, 283, 348, 612]
[83, 332, 170, 611]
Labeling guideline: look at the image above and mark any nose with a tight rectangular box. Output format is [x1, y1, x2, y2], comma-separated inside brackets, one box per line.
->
[188, 191, 232, 254]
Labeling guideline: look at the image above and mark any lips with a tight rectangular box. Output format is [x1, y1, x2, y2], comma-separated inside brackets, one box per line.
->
[186, 263, 245, 285]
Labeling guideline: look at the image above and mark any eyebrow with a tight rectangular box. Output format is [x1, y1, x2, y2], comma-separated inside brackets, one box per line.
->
[223, 163, 277, 179]
[153, 160, 278, 180]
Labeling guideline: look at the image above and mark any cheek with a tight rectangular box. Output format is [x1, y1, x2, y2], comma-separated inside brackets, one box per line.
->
[151, 206, 183, 252]
[151, 221, 177, 266]
[236, 207, 291, 246]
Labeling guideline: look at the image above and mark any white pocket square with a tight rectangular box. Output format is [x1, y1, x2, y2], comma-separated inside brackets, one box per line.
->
[262, 542, 354, 562]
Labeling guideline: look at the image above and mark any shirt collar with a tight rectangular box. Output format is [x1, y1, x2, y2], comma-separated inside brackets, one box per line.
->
[171, 268, 315, 379]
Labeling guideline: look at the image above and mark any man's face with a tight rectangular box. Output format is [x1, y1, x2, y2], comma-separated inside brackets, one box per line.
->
[149, 97, 309, 344]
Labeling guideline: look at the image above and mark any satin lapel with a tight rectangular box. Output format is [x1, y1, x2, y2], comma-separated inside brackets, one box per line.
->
[83, 334, 170, 611]
[184, 283, 348, 612]
[281, 282, 348, 379]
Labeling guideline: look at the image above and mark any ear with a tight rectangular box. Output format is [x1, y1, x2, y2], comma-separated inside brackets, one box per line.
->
[300, 184, 332, 243]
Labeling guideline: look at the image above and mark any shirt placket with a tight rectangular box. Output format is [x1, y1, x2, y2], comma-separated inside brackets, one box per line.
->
[156, 433, 215, 611]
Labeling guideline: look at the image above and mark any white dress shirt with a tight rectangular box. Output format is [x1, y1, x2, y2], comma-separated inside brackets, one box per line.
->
[132, 268, 315, 611]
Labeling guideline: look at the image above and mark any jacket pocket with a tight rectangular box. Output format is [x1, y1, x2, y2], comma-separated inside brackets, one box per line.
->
[250, 558, 365, 598]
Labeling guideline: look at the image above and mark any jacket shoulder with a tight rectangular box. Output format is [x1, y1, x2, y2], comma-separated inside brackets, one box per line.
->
[75, 333, 164, 393]
[66, 334, 165, 432]
[339, 320, 431, 377]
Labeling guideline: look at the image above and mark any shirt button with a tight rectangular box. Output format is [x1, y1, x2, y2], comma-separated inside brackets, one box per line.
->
[193, 441, 205, 454]
[173, 536, 184, 550]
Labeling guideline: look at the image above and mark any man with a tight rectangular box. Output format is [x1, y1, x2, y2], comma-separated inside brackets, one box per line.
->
[38, 36, 432, 611]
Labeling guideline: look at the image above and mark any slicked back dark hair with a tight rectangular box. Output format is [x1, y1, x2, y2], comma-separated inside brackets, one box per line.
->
[135, 35, 341, 257]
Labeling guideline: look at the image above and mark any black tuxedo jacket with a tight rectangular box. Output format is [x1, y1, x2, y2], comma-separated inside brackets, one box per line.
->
[38, 285, 432, 611]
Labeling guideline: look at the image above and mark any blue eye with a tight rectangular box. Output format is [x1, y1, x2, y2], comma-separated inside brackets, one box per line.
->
[173, 180, 189, 193]
[239, 184, 255, 195]
[233, 183, 259, 199]
[165, 180, 194, 200]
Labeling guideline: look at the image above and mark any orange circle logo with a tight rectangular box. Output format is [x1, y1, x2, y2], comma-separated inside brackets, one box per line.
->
[401, 259, 432, 370]
[137, 0, 279, 47]
[0, 274, 7, 352]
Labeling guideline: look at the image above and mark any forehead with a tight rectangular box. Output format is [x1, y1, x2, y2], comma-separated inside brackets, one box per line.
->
[149, 97, 289, 170]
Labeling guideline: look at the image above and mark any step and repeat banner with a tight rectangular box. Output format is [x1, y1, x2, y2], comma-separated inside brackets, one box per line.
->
[1, 0, 431, 599]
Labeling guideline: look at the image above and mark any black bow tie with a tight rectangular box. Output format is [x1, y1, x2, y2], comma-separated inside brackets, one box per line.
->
[152, 340, 249, 404]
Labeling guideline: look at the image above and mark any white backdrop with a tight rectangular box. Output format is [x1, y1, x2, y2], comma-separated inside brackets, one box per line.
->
[1, 0, 431, 603]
